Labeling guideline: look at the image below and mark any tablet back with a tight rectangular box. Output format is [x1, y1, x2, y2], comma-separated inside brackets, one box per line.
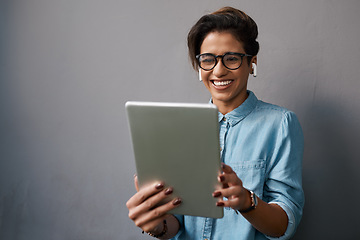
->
[125, 101, 223, 218]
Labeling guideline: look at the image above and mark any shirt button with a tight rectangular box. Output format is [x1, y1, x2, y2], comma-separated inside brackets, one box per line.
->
[222, 117, 226, 121]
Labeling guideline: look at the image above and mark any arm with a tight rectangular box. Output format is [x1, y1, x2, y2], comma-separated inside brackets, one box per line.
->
[126, 175, 181, 239]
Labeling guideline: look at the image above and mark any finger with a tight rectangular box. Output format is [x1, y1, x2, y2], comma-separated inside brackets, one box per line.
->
[218, 173, 229, 189]
[216, 196, 242, 209]
[218, 171, 242, 187]
[140, 187, 174, 212]
[215, 185, 242, 199]
[126, 182, 164, 209]
[221, 163, 235, 174]
[213, 186, 241, 200]
[128, 187, 175, 220]
[215, 186, 249, 210]
[134, 174, 139, 192]
[134, 198, 182, 229]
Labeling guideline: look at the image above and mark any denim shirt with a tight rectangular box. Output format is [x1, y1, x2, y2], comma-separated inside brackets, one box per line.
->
[173, 91, 304, 240]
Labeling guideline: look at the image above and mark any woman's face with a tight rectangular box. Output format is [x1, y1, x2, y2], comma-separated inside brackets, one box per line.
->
[199, 31, 255, 114]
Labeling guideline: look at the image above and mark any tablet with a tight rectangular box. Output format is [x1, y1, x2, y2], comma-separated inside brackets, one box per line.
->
[125, 101, 223, 218]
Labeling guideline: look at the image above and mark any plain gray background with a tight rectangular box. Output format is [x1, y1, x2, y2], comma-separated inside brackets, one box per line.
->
[1, 0, 360, 239]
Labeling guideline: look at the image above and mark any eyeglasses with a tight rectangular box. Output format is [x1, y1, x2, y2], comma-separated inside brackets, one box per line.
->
[196, 52, 252, 71]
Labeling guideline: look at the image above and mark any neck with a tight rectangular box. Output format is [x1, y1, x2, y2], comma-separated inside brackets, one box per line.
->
[214, 92, 249, 115]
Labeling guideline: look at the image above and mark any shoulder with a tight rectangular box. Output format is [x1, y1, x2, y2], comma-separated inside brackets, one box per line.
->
[255, 100, 292, 116]
[251, 100, 295, 120]
[252, 100, 302, 131]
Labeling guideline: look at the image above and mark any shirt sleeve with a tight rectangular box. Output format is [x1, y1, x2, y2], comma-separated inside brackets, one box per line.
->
[264, 111, 305, 240]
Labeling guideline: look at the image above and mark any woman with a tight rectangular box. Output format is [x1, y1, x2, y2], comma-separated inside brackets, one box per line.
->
[126, 7, 304, 240]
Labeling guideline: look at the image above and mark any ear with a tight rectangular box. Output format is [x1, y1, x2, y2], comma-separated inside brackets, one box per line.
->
[251, 56, 257, 65]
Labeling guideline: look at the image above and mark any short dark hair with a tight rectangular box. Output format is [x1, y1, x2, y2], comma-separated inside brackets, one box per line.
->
[187, 7, 259, 69]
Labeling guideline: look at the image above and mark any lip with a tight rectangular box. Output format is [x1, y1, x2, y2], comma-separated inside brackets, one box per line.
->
[211, 80, 234, 90]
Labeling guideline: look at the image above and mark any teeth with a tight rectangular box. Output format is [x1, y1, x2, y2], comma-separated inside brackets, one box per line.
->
[213, 80, 232, 86]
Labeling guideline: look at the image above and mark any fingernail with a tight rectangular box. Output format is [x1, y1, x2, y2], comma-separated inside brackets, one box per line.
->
[216, 202, 224, 206]
[213, 191, 221, 198]
[155, 183, 164, 190]
[221, 163, 225, 169]
[219, 175, 225, 182]
[173, 198, 182, 205]
[165, 188, 173, 195]
[133, 173, 137, 178]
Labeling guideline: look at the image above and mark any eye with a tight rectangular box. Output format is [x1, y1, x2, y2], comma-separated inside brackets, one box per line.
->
[200, 55, 215, 64]
[202, 58, 215, 63]
[224, 55, 240, 62]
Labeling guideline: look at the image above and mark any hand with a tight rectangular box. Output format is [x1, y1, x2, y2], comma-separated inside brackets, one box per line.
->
[212, 164, 251, 212]
[126, 175, 182, 234]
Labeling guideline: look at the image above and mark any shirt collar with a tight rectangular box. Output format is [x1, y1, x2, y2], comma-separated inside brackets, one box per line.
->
[209, 91, 258, 126]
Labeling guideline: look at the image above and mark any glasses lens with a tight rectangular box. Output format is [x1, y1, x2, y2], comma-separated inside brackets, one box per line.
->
[199, 54, 216, 70]
[223, 53, 242, 69]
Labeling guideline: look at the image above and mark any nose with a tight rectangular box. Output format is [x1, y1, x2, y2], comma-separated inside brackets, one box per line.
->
[212, 58, 228, 78]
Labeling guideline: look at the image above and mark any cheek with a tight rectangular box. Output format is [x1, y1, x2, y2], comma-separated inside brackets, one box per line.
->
[202, 72, 212, 82]
[235, 69, 250, 80]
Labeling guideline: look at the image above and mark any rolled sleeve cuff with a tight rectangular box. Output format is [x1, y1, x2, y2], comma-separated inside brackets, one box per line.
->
[266, 202, 296, 240]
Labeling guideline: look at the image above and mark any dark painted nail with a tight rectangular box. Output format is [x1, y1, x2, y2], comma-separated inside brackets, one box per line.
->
[216, 202, 224, 206]
[219, 175, 225, 182]
[155, 183, 164, 190]
[213, 191, 221, 198]
[165, 188, 173, 195]
[173, 198, 182, 205]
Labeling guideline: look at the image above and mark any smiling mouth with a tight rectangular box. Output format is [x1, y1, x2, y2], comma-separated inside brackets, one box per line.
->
[212, 80, 233, 86]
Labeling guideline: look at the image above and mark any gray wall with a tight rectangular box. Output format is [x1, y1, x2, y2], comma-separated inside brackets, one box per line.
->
[1, 0, 360, 239]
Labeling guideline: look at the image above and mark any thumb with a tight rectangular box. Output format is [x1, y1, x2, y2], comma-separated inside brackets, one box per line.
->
[134, 174, 139, 192]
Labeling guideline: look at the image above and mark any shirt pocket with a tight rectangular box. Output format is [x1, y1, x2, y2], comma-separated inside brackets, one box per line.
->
[229, 159, 266, 197]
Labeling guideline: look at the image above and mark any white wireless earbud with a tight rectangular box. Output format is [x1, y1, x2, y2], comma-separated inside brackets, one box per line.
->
[252, 63, 257, 77]
[198, 68, 202, 81]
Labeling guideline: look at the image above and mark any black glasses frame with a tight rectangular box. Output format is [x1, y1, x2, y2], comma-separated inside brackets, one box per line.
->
[196, 52, 253, 71]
